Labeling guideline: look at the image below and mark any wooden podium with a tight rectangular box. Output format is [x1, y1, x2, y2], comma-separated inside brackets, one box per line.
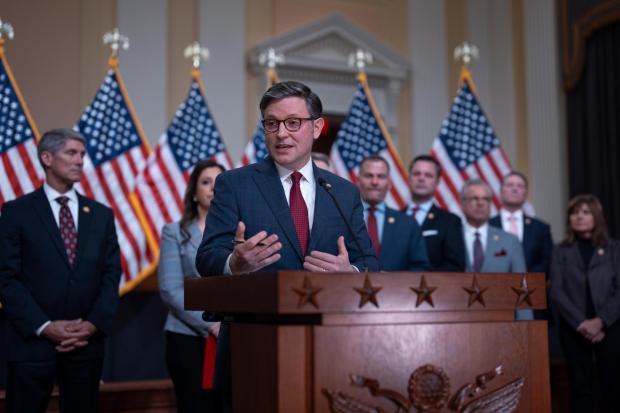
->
[186, 272, 550, 413]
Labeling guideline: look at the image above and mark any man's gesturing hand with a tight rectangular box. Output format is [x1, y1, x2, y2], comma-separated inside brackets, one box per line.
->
[229, 221, 282, 274]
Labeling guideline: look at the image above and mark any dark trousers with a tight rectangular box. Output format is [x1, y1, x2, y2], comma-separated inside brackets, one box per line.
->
[559, 319, 620, 413]
[6, 355, 103, 413]
[165, 331, 221, 413]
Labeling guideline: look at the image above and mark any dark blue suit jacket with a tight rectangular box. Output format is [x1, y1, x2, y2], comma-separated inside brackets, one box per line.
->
[415, 204, 466, 272]
[0, 187, 121, 362]
[195, 158, 378, 393]
[379, 207, 430, 272]
[489, 214, 553, 273]
[196, 158, 378, 275]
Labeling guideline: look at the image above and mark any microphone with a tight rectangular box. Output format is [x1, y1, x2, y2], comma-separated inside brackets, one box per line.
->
[318, 177, 371, 272]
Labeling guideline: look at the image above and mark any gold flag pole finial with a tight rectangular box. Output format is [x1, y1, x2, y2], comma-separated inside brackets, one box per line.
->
[184, 41, 209, 77]
[0, 18, 15, 50]
[454, 41, 479, 66]
[103, 28, 129, 68]
[258, 47, 284, 69]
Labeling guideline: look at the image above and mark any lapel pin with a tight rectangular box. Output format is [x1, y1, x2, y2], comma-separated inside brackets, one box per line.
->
[82, 206, 90, 213]
[525, 218, 531, 225]
[427, 212, 434, 220]
[598, 248, 605, 256]
[387, 216, 395, 224]
[493, 234, 500, 241]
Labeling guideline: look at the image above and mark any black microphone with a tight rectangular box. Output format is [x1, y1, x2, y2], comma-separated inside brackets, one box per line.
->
[318, 177, 371, 272]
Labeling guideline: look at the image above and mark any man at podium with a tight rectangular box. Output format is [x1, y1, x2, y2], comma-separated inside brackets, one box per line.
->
[196, 80, 378, 412]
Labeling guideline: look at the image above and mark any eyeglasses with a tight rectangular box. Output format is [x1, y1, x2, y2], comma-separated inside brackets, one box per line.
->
[262, 117, 315, 133]
[464, 196, 492, 204]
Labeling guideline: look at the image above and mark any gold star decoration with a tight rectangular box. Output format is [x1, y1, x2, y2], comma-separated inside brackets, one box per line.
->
[410, 275, 438, 307]
[511, 275, 535, 307]
[292, 276, 322, 309]
[462, 275, 488, 307]
[353, 274, 382, 308]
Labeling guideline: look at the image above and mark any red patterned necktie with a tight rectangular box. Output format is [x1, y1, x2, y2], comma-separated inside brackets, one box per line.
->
[57, 196, 78, 267]
[289, 172, 309, 256]
[367, 206, 380, 257]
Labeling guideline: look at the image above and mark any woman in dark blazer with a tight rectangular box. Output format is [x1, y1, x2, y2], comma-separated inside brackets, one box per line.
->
[157, 159, 224, 413]
[549, 194, 620, 413]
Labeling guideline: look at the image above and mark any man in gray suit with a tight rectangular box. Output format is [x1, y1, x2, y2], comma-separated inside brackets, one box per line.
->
[460, 179, 526, 273]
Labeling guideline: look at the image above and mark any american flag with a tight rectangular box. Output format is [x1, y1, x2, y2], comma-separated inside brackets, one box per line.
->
[238, 122, 268, 166]
[238, 68, 279, 166]
[132, 73, 233, 244]
[75, 59, 157, 293]
[330, 73, 411, 209]
[0, 46, 44, 207]
[431, 66, 512, 216]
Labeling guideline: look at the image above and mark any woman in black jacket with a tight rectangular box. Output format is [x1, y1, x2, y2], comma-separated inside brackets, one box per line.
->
[550, 194, 620, 412]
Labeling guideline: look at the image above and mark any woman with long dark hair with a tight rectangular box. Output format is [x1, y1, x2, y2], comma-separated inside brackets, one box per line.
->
[158, 159, 225, 412]
[550, 194, 620, 412]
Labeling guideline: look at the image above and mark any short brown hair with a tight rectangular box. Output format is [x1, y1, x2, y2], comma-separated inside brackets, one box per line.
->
[562, 193, 608, 247]
[409, 155, 440, 178]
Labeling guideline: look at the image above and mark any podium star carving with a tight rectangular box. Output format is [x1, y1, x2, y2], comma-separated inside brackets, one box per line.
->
[462, 275, 488, 307]
[410, 275, 437, 307]
[292, 276, 322, 309]
[511, 275, 535, 307]
[354, 274, 382, 308]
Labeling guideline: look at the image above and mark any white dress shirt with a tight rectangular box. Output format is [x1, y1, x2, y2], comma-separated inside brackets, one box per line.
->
[37, 182, 80, 336]
[463, 222, 488, 267]
[274, 159, 316, 229]
[499, 208, 523, 242]
[43, 182, 79, 229]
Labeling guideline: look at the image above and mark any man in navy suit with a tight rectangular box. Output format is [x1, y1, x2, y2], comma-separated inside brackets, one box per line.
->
[405, 155, 466, 271]
[489, 171, 553, 274]
[0, 129, 121, 413]
[196, 81, 378, 411]
[358, 155, 429, 271]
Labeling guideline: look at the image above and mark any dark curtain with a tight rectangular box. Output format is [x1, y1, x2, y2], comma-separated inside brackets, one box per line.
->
[567, 22, 620, 238]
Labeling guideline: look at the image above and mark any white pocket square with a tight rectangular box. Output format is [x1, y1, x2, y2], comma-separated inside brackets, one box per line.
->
[422, 229, 439, 237]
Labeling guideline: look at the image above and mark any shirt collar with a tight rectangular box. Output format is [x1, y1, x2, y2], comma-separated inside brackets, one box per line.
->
[43, 182, 78, 205]
[363, 200, 386, 213]
[464, 221, 488, 237]
[410, 199, 433, 212]
[275, 158, 315, 185]
[500, 208, 523, 221]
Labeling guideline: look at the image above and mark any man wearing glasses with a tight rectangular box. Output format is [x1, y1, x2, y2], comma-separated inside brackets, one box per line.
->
[196, 81, 377, 412]
[460, 179, 526, 273]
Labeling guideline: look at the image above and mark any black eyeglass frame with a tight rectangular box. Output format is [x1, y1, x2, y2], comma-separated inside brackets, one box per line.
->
[261, 117, 317, 133]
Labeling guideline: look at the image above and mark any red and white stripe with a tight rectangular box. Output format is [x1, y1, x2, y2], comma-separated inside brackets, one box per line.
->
[0, 138, 43, 206]
[329, 146, 411, 210]
[133, 134, 235, 246]
[432, 140, 512, 218]
[76, 144, 153, 289]
[238, 141, 256, 167]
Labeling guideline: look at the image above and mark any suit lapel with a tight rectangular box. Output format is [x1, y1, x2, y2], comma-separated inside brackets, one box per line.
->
[75, 194, 93, 270]
[32, 188, 72, 268]
[422, 204, 437, 230]
[522, 215, 533, 250]
[253, 159, 303, 261]
[307, 168, 329, 255]
[380, 208, 397, 258]
[483, 227, 500, 269]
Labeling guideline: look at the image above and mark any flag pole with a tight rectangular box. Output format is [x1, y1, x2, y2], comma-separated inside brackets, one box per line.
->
[454, 41, 479, 95]
[100, 28, 158, 294]
[350, 49, 409, 184]
[0, 19, 40, 141]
